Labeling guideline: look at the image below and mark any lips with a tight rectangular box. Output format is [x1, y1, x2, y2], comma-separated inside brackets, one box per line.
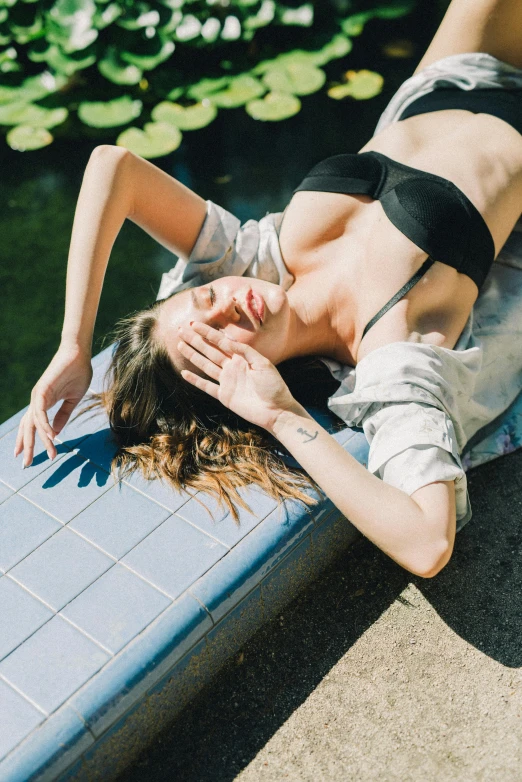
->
[245, 289, 265, 325]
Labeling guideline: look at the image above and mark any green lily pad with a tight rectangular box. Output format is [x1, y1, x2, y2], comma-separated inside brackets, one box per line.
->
[78, 96, 142, 128]
[186, 76, 230, 102]
[32, 43, 96, 74]
[152, 100, 217, 130]
[0, 71, 66, 104]
[341, 12, 371, 37]
[93, 2, 121, 29]
[279, 3, 313, 26]
[117, 121, 182, 158]
[98, 47, 142, 85]
[0, 101, 67, 127]
[7, 124, 53, 150]
[262, 62, 325, 96]
[327, 70, 383, 101]
[167, 86, 184, 100]
[373, 0, 416, 20]
[309, 34, 352, 66]
[120, 38, 175, 70]
[117, 3, 160, 30]
[209, 74, 265, 108]
[244, 0, 275, 30]
[246, 91, 300, 121]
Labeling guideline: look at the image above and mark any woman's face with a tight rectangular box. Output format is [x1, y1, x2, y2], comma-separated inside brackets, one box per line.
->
[156, 276, 292, 371]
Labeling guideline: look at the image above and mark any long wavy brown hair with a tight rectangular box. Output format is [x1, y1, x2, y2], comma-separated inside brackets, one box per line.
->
[87, 295, 342, 522]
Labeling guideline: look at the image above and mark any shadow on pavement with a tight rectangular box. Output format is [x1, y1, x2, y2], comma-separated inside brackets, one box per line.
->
[117, 448, 522, 781]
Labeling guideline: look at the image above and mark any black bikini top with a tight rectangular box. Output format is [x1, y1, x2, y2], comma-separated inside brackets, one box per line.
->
[293, 151, 495, 339]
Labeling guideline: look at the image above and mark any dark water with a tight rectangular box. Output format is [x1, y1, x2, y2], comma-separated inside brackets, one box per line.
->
[0, 3, 442, 423]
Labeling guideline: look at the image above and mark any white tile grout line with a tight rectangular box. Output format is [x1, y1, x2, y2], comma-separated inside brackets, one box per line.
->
[0, 674, 48, 716]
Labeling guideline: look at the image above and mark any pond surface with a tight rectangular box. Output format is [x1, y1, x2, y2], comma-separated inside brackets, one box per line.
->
[0, 6, 440, 423]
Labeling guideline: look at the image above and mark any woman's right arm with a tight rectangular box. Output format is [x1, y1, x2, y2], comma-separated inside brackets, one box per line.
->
[15, 145, 208, 467]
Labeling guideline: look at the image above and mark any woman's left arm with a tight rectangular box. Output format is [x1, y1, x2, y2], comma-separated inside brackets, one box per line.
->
[177, 322, 456, 579]
[271, 404, 456, 578]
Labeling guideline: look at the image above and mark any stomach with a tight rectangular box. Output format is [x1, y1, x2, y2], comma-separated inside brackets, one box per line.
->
[278, 110, 522, 364]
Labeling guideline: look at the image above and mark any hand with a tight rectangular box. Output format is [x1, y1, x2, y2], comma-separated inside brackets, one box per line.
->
[14, 345, 93, 467]
[177, 322, 300, 432]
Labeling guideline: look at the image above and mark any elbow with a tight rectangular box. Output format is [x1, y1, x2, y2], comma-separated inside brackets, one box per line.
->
[89, 144, 131, 166]
[407, 538, 454, 579]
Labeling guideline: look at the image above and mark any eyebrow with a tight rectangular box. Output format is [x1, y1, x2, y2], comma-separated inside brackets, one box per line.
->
[190, 290, 202, 310]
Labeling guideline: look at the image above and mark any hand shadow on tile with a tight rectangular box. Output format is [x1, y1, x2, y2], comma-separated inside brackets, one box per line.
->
[42, 452, 110, 489]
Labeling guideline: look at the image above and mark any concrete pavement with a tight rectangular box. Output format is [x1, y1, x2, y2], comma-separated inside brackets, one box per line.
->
[118, 447, 522, 782]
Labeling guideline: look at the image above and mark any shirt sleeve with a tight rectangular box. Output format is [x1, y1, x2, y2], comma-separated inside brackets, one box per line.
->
[156, 200, 293, 300]
[361, 400, 472, 530]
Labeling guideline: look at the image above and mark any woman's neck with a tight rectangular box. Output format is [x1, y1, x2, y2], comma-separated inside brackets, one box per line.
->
[284, 273, 358, 366]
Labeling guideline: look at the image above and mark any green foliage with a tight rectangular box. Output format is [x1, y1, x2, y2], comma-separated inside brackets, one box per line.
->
[0, 0, 416, 155]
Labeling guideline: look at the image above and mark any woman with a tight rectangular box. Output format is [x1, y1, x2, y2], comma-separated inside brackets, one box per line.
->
[15, 0, 522, 578]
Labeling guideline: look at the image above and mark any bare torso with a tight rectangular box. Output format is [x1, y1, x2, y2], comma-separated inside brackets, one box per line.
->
[278, 110, 522, 366]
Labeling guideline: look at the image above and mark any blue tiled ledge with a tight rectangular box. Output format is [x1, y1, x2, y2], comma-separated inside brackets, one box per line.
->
[2, 346, 518, 782]
[0, 346, 367, 782]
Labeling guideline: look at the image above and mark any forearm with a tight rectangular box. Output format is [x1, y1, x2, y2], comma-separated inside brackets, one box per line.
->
[271, 404, 448, 575]
[60, 145, 133, 354]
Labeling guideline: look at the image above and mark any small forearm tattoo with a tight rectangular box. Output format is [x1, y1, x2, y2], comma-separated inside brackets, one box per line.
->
[297, 427, 318, 443]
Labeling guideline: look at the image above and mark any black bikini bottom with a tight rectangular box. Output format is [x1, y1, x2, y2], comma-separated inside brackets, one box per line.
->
[397, 87, 522, 135]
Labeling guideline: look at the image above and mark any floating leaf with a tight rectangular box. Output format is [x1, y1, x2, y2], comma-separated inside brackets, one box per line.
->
[310, 34, 352, 66]
[327, 69, 383, 100]
[117, 3, 160, 30]
[167, 86, 183, 100]
[246, 91, 300, 121]
[120, 37, 175, 70]
[7, 124, 53, 150]
[175, 13, 200, 41]
[209, 74, 265, 108]
[78, 96, 142, 127]
[98, 47, 142, 84]
[262, 62, 325, 96]
[221, 15, 240, 41]
[93, 2, 121, 29]
[341, 12, 371, 37]
[0, 101, 67, 127]
[30, 43, 96, 74]
[279, 3, 313, 26]
[152, 100, 216, 130]
[186, 76, 229, 102]
[200, 17, 220, 42]
[117, 121, 182, 158]
[244, 0, 275, 30]
[0, 71, 66, 104]
[47, 0, 98, 53]
[373, 0, 416, 20]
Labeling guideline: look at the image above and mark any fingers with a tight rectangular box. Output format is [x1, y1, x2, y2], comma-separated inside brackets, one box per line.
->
[180, 369, 220, 398]
[177, 338, 222, 381]
[52, 399, 76, 435]
[183, 322, 261, 364]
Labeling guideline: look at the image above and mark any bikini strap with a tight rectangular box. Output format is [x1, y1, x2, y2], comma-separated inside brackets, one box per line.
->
[361, 256, 436, 340]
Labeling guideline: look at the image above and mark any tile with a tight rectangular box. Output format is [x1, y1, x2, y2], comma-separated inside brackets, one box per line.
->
[0, 494, 61, 573]
[0, 577, 54, 661]
[190, 497, 315, 623]
[0, 705, 94, 782]
[0, 679, 44, 760]
[69, 482, 171, 560]
[91, 343, 116, 372]
[177, 486, 278, 548]
[0, 614, 110, 715]
[20, 451, 113, 524]
[0, 406, 27, 441]
[9, 526, 114, 611]
[0, 428, 70, 492]
[122, 515, 227, 600]
[61, 564, 170, 654]
[53, 401, 108, 450]
[123, 470, 192, 513]
[0, 481, 13, 505]
[71, 592, 211, 737]
[76, 428, 119, 473]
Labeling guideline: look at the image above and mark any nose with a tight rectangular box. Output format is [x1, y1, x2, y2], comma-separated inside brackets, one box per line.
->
[210, 296, 241, 325]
